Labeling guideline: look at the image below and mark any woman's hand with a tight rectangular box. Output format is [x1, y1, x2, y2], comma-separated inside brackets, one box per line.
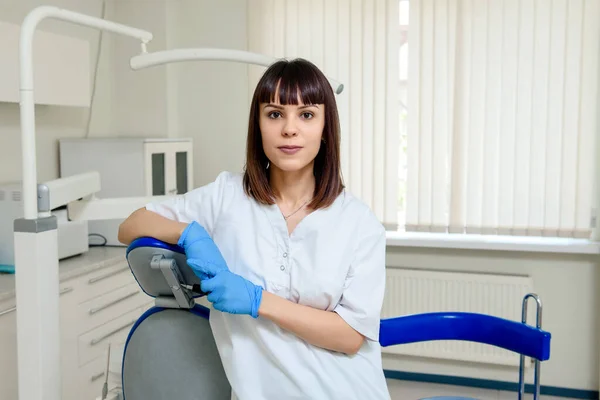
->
[197, 268, 263, 318]
[180, 222, 264, 318]
[178, 221, 229, 279]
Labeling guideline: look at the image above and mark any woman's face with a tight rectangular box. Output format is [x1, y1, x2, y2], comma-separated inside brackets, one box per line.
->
[259, 95, 325, 173]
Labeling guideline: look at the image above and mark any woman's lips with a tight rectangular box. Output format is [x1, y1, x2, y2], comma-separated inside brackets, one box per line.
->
[278, 146, 302, 155]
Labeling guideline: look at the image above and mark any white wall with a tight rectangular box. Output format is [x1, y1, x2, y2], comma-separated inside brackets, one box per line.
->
[0, 0, 115, 184]
[165, 0, 250, 186]
[383, 246, 600, 392]
[0, 0, 250, 188]
[109, 0, 170, 138]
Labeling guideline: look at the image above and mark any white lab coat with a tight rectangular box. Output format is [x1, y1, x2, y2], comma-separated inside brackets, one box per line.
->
[146, 171, 390, 400]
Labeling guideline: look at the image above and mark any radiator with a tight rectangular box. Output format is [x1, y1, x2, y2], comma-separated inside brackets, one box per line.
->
[381, 268, 535, 366]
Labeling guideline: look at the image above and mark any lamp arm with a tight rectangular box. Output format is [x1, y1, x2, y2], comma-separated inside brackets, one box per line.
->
[19, 6, 153, 220]
[130, 48, 344, 95]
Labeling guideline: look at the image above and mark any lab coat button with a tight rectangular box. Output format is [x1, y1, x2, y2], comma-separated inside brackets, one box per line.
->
[280, 265, 285, 271]
[283, 252, 287, 258]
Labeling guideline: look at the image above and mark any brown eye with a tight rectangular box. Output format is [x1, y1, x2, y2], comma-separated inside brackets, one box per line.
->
[268, 111, 282, 119]
[301, 112, 313, 119]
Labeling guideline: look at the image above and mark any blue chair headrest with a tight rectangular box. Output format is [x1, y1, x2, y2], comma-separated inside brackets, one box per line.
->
[125, 237, 203, 307]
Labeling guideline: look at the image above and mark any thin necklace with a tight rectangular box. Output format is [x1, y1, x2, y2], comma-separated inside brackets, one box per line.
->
[282, 199, 310, 220]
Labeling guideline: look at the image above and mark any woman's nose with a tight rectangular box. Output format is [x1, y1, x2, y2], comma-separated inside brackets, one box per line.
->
[283, 117, 298, 136]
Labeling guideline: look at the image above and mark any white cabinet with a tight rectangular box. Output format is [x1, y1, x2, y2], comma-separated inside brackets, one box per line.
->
[142, 140, 194, 196]
[0, 248, 154, 400]
[59, 138, 194, 245]
[59, 138, 194, 198]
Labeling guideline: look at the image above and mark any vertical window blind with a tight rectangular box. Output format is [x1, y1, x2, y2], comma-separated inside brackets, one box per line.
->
[247, 0, 401, 228]
[405, 0, 600, 238]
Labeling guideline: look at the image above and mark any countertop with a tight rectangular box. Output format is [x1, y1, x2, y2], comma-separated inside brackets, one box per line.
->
[0, 246, 127, 302]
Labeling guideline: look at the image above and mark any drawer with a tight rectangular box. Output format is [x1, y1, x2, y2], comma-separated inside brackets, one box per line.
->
[79, 352, 122, 400]
[0, 280, 73, 318]
[78, 307, 142, 367]
[58, 280, 78, 315]
[59, 280, 77, 299]
[95, 388, 121, 400]
[67, 261, 136, 305]
[74, 283, 151, 334]
[59, 284, 78, 327]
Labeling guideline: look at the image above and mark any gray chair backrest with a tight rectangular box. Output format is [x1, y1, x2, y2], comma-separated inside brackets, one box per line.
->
[122, 240, 231, 400]
[122, 307, 231, 400]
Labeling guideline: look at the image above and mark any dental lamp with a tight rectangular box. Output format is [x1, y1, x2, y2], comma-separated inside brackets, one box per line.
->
[15, 6, 344, 400]
[129, 48, 345, 94]
[15, 8, 151, 400]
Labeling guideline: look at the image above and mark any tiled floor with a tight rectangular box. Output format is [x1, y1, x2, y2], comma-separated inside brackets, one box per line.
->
[387, 380, 582, 400]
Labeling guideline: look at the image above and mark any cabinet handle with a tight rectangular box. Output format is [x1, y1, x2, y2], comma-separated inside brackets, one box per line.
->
[88, 266, 129, 284]
[91, 371, 105, 382]
[90, 319, 136, 346]
[59, 286, 73, 296]
[0, 288, 71, 317]
[0, 306, 16, 317]
[89, 291, 139, 315]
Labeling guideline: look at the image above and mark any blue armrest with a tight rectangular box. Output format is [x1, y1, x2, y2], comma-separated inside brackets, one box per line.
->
[380, 312, 551, 361]
[126, 237, 185, 257]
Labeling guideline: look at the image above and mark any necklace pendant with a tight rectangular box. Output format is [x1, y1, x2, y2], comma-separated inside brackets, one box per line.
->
[282, 199, 310, 220]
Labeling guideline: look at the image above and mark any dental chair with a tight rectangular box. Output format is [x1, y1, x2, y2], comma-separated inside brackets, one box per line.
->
[117, 237, 551, 400]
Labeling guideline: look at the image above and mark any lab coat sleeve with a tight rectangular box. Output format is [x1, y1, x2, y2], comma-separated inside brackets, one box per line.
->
[144, 171, 234, 235]
[333, 212, 387, 342]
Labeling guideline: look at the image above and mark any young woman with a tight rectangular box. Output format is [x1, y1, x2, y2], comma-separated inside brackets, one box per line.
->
[118, 58, 390, 400]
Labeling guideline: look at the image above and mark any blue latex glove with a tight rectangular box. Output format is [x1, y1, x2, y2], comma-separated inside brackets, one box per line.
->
[177, 221, 228, 280]
[189, 259, 263, 318]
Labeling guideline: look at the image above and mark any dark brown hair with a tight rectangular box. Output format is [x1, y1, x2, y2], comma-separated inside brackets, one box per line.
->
[243, 58, 344, 210]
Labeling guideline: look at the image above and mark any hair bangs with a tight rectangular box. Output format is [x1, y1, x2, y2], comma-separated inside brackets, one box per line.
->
[256, 60, 327, 106]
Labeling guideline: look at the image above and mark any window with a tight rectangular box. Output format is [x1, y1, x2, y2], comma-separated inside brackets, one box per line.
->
[400, 0, 599, 239]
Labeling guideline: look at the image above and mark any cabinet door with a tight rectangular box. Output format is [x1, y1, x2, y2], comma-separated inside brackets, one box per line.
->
[144, 141, 193, 196]
[144, 143, 167, 197]
[0, 303, 17, 400]
[172, 141, 194, 194]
